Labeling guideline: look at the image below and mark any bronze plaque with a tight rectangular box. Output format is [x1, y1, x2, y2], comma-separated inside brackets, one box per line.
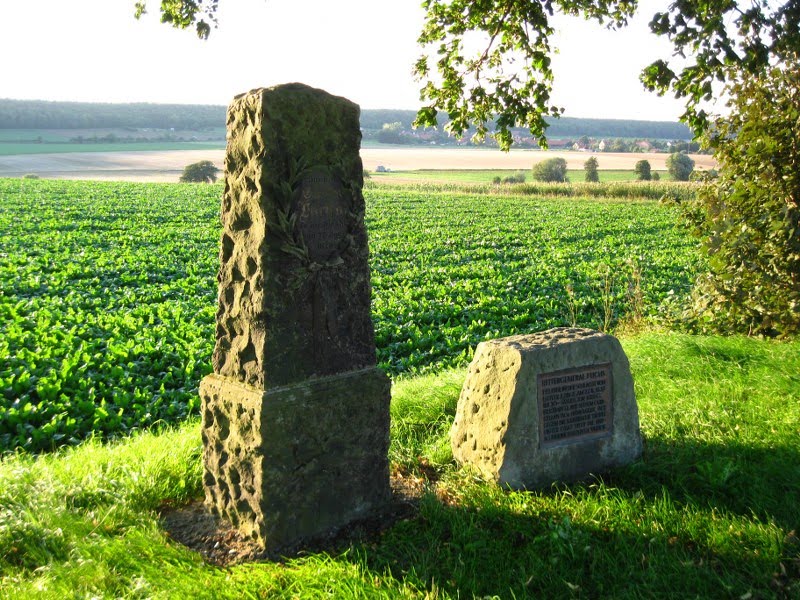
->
[294, 167, 350, 262]
[537, 364, 612, 448]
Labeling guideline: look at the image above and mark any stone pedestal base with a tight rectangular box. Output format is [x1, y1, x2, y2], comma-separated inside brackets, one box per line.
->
[199, 367, 391, 551]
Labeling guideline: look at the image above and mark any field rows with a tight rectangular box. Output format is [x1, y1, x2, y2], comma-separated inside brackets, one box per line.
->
[0, 179, 702, 451]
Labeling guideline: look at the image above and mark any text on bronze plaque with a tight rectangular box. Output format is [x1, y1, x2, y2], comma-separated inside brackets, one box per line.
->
[537, 364, 612, 448]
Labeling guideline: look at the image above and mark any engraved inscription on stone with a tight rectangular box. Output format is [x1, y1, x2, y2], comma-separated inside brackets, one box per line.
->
[537, 364, 612, 448]
[294, 167, 350, 262]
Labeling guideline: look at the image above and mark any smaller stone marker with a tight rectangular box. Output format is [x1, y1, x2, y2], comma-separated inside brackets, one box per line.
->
[451, 327, 642, 489]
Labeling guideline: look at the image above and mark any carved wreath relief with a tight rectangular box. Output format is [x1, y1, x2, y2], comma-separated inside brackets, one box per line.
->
[293, 167, 350, 263]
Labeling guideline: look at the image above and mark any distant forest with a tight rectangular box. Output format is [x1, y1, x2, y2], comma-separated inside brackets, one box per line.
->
[358, 109, 692, 140]
[0, 99, 692, 141]
[0, 99, 223, 130]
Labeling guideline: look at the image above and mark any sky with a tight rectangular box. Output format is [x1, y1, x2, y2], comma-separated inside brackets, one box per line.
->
[0, 0, 687, 122]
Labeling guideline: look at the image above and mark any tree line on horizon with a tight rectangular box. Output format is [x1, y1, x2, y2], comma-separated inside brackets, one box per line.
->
[0, 99, 691, 141]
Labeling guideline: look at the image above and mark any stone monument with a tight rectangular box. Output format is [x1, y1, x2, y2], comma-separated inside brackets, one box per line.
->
[451, 327, 642, 489]
[199, 83, 391, 551]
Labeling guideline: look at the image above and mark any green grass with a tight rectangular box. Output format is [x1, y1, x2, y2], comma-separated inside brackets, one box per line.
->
[0, 178, 702, 451]
[1, 333, 798, 598]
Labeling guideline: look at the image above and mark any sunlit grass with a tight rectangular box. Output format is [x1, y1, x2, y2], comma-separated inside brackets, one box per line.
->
[1, 333, 798, 598]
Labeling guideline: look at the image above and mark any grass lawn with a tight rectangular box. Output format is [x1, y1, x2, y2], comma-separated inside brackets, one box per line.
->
[1, 333, 798, 598]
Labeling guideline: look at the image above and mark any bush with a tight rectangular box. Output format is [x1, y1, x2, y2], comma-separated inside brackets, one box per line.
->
[666, 152, 694, 181]
[377, 122, 403, 144]
[179, 160, 219, 183]
[689, 168, 718, 182]
[684, 61, 800, 337]
[502, 171, 526, 184]
[584, 157, 599, 183]
[22, 174, 40, 180]
[634, 160, 652, 181]
[532, 157, 568, 183]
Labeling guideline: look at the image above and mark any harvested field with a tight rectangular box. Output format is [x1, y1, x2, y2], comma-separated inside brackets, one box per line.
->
[0, 149, 225, 182]
[0, 147, 716, 182]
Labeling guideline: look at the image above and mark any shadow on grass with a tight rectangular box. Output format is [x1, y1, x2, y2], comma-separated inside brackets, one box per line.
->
[355, 487, 795, 598]
[349, 433, 800, 598]
[610, 435, 800, 529]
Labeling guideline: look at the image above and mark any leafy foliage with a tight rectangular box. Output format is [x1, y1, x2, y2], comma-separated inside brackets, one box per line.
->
[179, 160, 219, 183]
[684, 60, 800, 337]
[666, 152, 694, 182]
[0, 178, 700, 451]
[583, 156, 599, 183]
[410, 0, 635, 149]
[532, 157, 568, 183]
[135, 0, 219, 39]
[641, 1, 800, 134]
[634, 159, 652, 181]
[143, 2, 799, 149]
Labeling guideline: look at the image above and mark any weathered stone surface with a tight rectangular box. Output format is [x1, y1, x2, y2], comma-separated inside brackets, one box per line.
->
[214, 83, 375, 390]
[451, 327, 642, 489]
[201, 368, 391, 550]
[201, 83, 390, 551]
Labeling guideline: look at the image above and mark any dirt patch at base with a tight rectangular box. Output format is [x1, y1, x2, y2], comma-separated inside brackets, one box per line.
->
[160, 473, 427, 566]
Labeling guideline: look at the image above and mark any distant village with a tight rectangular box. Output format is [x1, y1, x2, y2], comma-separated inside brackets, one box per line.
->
[365, 122, 703, 153]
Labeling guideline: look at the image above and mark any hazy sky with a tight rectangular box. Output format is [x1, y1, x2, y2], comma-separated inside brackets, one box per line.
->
[1, 0, 687, 121]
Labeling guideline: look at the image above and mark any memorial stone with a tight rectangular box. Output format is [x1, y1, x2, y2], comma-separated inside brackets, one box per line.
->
[451, 327, 642, 489]
[200, 83, 391, 551]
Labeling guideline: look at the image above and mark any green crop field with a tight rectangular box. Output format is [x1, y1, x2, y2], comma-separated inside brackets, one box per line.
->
[0, 178, 701, 452]
[1, 177, 798, 598]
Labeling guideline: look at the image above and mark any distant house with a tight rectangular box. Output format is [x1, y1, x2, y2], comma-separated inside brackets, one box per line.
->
[598, 140, 606, 151]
